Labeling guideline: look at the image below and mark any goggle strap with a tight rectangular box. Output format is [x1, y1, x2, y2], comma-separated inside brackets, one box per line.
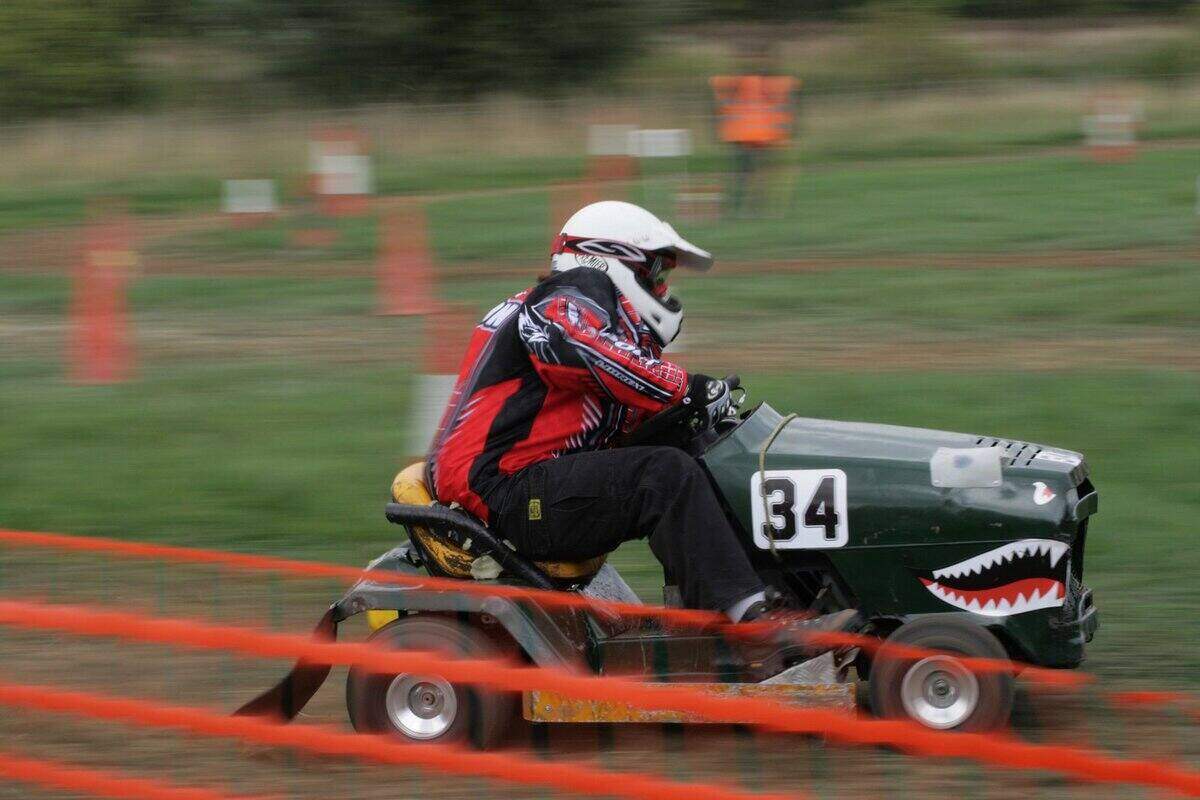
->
[554, 236, 674, 283]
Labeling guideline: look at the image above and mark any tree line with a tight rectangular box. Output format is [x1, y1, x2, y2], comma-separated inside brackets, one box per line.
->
[2, 0, 1196, 119]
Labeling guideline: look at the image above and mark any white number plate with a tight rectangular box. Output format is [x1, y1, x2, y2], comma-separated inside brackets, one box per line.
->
[750, 469, 849, 550]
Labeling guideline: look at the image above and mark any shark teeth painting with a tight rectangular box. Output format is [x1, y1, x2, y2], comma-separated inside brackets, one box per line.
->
[918, 539, 1070, 617]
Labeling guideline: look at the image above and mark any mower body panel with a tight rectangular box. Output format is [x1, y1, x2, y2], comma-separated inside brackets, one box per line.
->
[701, 404, 1098, 668]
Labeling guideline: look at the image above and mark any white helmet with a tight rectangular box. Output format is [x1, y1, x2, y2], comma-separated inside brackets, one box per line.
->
[550, 201, 712, 346]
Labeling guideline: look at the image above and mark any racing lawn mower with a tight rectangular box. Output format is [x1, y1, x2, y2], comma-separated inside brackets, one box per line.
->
[237, 378, 1099, 745]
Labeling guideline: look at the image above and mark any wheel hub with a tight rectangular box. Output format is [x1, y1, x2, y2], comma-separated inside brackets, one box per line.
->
[385, 674, 458, 739]
[900, 655, 979, 730]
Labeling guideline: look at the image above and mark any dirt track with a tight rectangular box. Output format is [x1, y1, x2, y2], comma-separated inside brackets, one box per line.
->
[4, 310, 1198, 373]
[3, 234, 1195, 278]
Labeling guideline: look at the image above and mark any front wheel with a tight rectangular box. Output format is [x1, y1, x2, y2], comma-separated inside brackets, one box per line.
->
[868, 616, 1014, 731]
[346, 615, 516, 748]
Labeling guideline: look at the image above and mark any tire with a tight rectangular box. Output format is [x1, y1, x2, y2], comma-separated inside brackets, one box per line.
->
[346, 615, 516, 749]
[868, 616, 1014, 732]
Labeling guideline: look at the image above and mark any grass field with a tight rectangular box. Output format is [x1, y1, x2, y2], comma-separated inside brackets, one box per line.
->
[420, 147, 1200, 261]
[7, 145, 1197, 281]
[3, 360, 1196, 669]
[3, 250, 1198, 688]
[4, 17, 1200, 794]
[2, 127, 1199, 799]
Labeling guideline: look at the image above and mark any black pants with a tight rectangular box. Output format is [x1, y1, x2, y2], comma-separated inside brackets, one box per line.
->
[485, 446, 764, 612]
[729, 144, 762, 217]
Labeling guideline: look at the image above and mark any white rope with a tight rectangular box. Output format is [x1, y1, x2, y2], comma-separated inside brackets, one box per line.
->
[757, 412, 798, 563]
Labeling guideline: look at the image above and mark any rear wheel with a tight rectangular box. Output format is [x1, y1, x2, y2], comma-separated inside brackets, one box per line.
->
[868, 616, 1014, 731]
[347, 615, 516, 748]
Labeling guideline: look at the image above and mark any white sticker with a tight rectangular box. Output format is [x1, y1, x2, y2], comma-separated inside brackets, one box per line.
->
[1033, 450, 1082, 467]
[1033, 481, 1057, 506]
[751, 469, 849, 550]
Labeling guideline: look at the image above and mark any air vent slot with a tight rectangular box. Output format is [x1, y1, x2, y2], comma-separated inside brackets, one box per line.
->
[974, 436, 1042, 466]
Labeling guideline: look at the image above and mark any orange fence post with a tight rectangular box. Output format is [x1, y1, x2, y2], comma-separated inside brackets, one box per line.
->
[69, 213, 136, 384]
[585, 124, 637, 178]
[377, 202, 439, 316]
[586, 154, 637, 184]
[1083, 91, 1141, 163]
[310, 127, 372, 217]
[424, 304, 475, 376]
[408, 304, 477, 456]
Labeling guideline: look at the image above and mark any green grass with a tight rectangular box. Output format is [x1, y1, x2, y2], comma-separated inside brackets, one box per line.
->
[0, 359, 412, 564]
[680, 262, 1200, 330]
[2, 357, 1197, 685]
[2, 194, 1198, 687]
[147, 214, 383, 266]
[432, 148, 1200, 261]
[7, 258, 1198, 343]
[5, 109, 1199, 242]
[4, 261, 1200, 680]
[139, 146, 1200, 268]
[0, 175, 226, 234]
[5, 260, 1198, 369]
[0, 187, 88, 233]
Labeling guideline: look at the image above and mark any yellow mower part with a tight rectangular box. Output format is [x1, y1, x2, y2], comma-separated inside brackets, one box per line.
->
[366, 610, 400, 631]
[391, 461, 608, 580]
[523, 682, 855, 723]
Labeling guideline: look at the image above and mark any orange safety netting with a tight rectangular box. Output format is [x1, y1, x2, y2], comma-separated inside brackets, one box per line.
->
[0, 527, 1088, 687]
[0, 682, 798, 800]
[0, 598, 1197, 796]
[0, 527, 723, 627]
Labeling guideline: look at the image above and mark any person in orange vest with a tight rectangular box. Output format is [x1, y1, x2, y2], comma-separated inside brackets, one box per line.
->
[710, 73, 796, 217]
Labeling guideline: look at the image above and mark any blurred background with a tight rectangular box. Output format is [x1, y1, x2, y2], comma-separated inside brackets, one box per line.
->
[1, 1, 1198, 797]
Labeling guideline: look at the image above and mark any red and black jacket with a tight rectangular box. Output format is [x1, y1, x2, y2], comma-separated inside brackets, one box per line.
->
[428, 268, 688, 522]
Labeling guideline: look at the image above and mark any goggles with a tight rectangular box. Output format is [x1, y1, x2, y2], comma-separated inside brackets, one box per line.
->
[554, 235, 676, 298]
[645, 251, 676, 297]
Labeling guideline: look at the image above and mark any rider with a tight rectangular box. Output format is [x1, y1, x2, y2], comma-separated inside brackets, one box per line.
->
[427, 201, 832, 624]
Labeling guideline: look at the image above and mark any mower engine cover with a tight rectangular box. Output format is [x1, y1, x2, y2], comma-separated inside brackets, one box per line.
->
[701, 404, 1099, 668]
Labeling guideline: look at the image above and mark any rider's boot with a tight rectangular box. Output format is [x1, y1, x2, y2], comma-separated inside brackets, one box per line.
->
[731, 589, 864, 680]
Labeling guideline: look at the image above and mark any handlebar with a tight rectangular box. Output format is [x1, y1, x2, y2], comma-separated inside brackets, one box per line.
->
[619, 374, 744, 449]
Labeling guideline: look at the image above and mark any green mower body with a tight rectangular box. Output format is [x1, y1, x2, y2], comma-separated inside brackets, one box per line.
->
[704, 403, 1098, 668]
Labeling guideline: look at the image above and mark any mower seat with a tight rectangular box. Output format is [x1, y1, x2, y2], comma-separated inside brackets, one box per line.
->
[391, 462, 607, 581]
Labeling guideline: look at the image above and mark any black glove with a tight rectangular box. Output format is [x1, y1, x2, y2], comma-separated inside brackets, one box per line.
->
[684, 373, 732, 429]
